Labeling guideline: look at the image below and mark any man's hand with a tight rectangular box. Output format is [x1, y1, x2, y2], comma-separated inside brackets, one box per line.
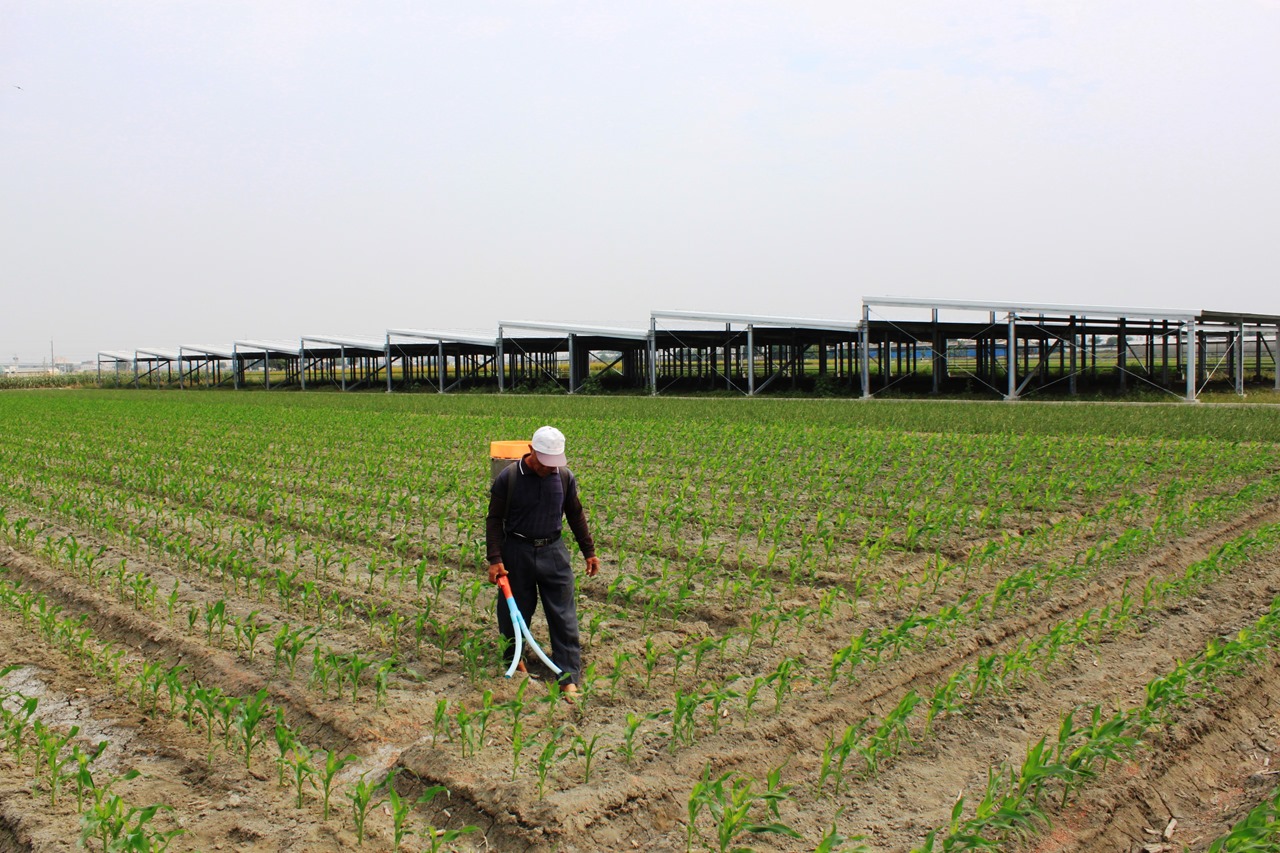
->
[488, 562, 507, 584]
[584, 556, 601, 578]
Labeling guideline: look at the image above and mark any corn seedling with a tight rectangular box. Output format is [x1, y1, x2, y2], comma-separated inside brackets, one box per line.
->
[289, 743, 317, 808]
[319, 749, 356, 821]
[273, 710, 296, 786]
[348, 770, 387, 845]
[573, 732, 602, 785]
[621, 709, 668, 765]
[686, 764, 801, 853]
[236, 688, 272, 769]
[1205, 782, 1280, 852]
[31, 720, 79, 806]
[534, 726, 572, 800]
[422, 823, 478, 853]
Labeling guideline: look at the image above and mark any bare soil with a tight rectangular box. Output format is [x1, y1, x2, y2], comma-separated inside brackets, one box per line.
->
[3, 468, 1280, 851]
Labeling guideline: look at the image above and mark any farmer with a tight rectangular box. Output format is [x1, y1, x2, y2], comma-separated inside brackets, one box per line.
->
[486, 425, 600, 695]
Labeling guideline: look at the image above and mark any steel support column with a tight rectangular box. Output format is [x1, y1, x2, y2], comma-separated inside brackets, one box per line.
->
[860, 305, 871, 398]
[568, 334, 577, 394]
[497, 330, 505, 392]
[1162, 321, 1170, 387]
[1185, 319, 1197, 402]
[648, 318, 657, 395]
[1236, 321, 1245, 396]
[1068, 316, 1078, 395]
[1117, 319, 1127, 392]
[1006, 314, 1017, 400]
[437, 341, 446, 393]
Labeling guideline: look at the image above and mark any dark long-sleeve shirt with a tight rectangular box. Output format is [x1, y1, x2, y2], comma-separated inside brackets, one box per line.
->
[486, 458, 595, 564]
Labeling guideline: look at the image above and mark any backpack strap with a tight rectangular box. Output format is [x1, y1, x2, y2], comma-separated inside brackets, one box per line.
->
[502, 462, 571, 524]
[501, 462, 514, 523]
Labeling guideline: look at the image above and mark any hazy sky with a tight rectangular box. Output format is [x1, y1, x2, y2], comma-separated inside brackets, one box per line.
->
[4, 2, 1279, 361]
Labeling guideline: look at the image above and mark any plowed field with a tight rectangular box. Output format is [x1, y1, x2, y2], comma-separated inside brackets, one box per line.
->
[3, 391, 1280, 852]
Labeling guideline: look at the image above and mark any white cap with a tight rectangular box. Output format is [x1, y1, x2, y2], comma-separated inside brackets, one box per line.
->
[531, 425, 567, 467]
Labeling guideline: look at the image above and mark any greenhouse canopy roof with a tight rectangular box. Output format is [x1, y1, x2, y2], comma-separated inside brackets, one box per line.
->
[179, 344, 236, 359]
[498, 320, 652, 340]
[387, 328, 498, 347]
[863, 296, 1199, 323]
[234, 340, 303, 356]
[651, 309, 862, 332]
[300, 335, 387, 353]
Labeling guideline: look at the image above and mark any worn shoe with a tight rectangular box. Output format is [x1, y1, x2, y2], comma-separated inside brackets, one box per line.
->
[515, 661, 528, 674]
[563, 683, 578, 703]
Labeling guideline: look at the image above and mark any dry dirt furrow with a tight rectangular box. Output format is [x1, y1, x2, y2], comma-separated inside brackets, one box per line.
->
[838, 543, 1280, 851]
[1030, 659, 1280, 853]
[624, 496, 1280, 769]
[0, 606, 356, 852]
[0, 544, 431, 764]
[832, 495, 1280, 720]
[393, 504, 1280, 852]
[5, 482, 1280, 851]
[0, 497, 470, 674]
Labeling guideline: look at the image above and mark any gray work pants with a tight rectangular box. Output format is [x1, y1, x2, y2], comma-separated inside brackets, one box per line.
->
[497, 537, 580, 685]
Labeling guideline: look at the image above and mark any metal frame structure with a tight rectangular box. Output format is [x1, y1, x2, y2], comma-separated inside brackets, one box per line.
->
[95, 298, 1280, 400]
[232, 340, 302, 390]
[650, 310, 862, 396]
[176, 345, 236, 389]
[96, 351, 134, 386]
[299, 335, 387, 391]
[1198, 311, 1280, 396]
[862, 297, 1280, 401]
[497, 321, 652, 393]
[385, 329, 500, 393]
[132, 348, 181, 388]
